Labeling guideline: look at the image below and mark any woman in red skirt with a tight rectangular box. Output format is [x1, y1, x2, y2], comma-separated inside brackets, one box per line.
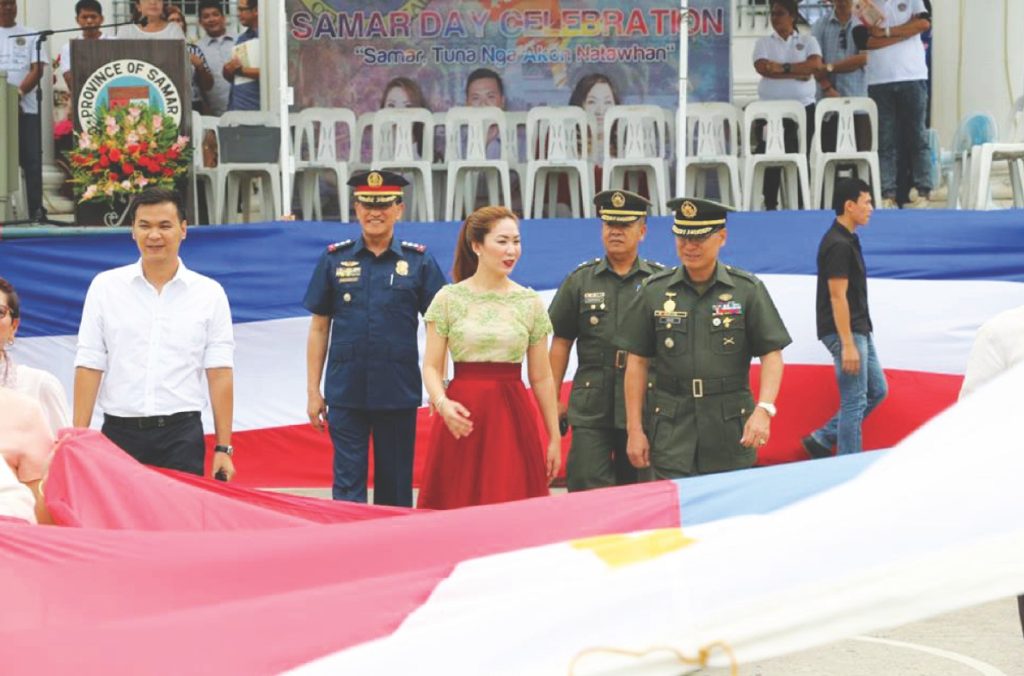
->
[417, 206, 562, 509]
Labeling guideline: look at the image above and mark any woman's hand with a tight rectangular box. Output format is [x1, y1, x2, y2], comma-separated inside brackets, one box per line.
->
[439, 398, 473, 439]
[545, 437, 561, 483]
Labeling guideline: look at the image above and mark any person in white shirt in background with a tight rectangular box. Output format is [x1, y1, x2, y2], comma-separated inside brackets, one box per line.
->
[0, 0, 47, 220]
[0, 277, 71, 434]
[73, 188, 236, 480]
[59, 0, 108, 91]
[197, 0, 235, 117]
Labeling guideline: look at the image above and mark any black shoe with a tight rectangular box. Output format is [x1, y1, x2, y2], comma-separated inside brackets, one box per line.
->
[31, 207, 48, 222]
[801, 435, 833, 459]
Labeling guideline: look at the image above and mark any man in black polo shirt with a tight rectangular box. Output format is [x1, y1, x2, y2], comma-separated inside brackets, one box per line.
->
[802, 178, 888, 458]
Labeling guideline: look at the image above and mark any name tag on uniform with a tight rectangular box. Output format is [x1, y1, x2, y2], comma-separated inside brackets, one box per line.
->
[712, 301, 742, 316]
[654, 310, 687, 327]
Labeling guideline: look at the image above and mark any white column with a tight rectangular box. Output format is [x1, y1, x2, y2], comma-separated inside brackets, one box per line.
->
[23, 0, 74, 215]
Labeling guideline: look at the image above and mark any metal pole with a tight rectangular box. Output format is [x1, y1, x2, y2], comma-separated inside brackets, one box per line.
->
[273, 0, 292, 219]
[676, 2, 689, 199]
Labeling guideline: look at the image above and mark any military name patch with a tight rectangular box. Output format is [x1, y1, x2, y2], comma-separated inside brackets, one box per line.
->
[336, 265, 362, 282]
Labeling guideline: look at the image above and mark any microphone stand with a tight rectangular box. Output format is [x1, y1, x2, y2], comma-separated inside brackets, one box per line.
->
[3, 20, 136, 226]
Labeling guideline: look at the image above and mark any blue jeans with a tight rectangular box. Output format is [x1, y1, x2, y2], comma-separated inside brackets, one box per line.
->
[810, 332, 888, 455]
[869, 80, 932, 197]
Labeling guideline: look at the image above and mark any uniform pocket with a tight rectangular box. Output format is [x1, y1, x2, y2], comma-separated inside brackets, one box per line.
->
[656, 315, 688, 356]
[710, 315, 745, 355]
[568, 368, 607, 426]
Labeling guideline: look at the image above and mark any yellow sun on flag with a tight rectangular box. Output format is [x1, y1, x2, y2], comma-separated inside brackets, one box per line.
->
[571, 529, 695, 568]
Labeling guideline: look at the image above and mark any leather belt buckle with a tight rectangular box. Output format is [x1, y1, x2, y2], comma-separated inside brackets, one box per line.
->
[692, 378, 704, 398]
[614, 350, 627, 369]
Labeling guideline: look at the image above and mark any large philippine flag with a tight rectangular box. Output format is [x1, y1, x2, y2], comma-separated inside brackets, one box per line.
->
[2, 209, 1022, 485]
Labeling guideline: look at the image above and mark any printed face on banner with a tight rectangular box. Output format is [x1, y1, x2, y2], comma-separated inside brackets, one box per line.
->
[286, 0, 732, 121]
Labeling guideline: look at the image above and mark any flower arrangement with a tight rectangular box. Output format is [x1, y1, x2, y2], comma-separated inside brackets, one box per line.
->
[65, 105, 192, 204]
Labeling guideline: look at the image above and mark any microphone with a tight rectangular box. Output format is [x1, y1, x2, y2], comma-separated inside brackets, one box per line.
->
[138, 17, 148, 27]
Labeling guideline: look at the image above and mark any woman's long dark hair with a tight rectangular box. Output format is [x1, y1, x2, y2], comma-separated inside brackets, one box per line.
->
[0, 277, 21, 382]
[451, 206, 517, 282]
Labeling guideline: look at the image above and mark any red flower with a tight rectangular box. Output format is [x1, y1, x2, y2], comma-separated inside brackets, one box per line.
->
[99, 155, 110, 168]
[121, 163, 135, 175]
[162, 167, 174, 177]
[109, 148, 122, 162]
[167, 148, 180, 160]
[126, 144, 139, 154]
[154, 153, 167, 164]
[108, 172, 119, 182]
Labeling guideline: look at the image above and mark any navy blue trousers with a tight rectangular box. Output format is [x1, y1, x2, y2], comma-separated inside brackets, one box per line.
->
[326, 407, 416, 507]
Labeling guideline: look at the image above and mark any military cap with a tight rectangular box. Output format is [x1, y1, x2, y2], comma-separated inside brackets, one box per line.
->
[348, 170, 409, 206]
[667, 197, 734, 237]
[593, 189, 652, 224]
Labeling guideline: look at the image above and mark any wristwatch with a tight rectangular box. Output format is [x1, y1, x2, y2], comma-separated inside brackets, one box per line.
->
[826, 63, 835, 74]
[756, 402, 777, 418]
[214, 444, 234, 456]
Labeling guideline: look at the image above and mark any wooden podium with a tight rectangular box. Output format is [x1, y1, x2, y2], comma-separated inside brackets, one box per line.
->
[70, 39, 193, 226]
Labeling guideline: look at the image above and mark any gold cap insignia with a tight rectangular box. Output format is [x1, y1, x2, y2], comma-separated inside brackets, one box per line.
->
[681, 201, 698, 219]
[368, 172, 383, 187]
[611, 192, 626, 208]
[395, 260, 409, 276]
[719, 293, 732, 301]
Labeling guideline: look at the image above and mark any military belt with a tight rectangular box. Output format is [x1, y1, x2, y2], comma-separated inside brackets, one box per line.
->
[578, 348, 629, 370]
[656, 374, 748, 398]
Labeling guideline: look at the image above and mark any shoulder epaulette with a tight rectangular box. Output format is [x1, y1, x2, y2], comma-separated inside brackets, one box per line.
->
[645, 267, 676, 284]
[401, 240, 427, 253]
[724, 264, 759, 283]
[327, 239, 354, 253]
[646, 259, 666, 270]
[576, 257, 601, 269]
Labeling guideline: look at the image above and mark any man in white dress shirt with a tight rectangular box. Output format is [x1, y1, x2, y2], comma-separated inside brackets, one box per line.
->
[73, 188, 236, 480]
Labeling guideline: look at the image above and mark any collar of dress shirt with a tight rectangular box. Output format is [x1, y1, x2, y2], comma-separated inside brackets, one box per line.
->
[130, 258, 195, 287]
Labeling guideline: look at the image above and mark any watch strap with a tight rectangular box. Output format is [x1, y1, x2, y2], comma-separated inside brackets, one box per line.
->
[214, 444, 234, 456]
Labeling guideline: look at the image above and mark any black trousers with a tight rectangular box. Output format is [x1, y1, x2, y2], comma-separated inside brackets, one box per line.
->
[102, 412, 206, 476]
[19, 112, 43, 216]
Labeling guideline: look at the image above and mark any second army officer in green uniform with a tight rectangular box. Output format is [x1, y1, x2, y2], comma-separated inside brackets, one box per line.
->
[548, 190, 665, 491]
[618, 198, 791, 479]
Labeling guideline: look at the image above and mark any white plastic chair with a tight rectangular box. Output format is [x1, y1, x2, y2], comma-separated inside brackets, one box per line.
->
[430, 111, 448, 221]
[442, 106, 513, 221]
[683, 102, 743, 209]
[293, 107, 358, 222]
[371, 107, 434, 222]
[216, 111, 284, 223]
[504, 110, 527, 211]
[602, 104, 671, 215]
[190, 111, 222, 224]
[523, 106, 594, 219]
[943, 113, 997, 209]
[742, 100, 811, 211]
[967, 97, 1024, 209]
[810, 97, 881, 210]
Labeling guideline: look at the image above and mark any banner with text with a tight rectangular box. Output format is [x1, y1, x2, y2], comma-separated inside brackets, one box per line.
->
[286, 0, 731, 117]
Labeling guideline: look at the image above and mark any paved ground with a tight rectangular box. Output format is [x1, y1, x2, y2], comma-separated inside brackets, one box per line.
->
[702, 598, 1024, 675]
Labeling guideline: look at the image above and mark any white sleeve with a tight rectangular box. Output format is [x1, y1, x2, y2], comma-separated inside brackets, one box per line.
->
[203, 283, 235, 369]
[74, 277, 109, 371]
[36, 371, 72, 432]
[752, 36, 772, 63]
[805, 35, 823, 58]
[0, 461, 36, 524]
[59, 43, 71, 76]
[959, 325, 1005, 400]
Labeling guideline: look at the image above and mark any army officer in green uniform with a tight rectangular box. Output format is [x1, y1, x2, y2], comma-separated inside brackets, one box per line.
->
[548, 190, 665, 491]
[617, 198, 791, 478]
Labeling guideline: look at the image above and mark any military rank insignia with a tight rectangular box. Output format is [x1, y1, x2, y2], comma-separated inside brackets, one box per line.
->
[335, 261, 361, 283]
[583, 291, 606, 310]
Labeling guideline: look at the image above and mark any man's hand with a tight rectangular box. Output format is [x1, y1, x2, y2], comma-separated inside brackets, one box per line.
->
[223, 57, 241, 79]
[841, 341, 862, 375]
[626, 430, 650, 468]
[212, 451, 236, 481]
[307, 391, 326, 431]
[740, 407, 772, 449]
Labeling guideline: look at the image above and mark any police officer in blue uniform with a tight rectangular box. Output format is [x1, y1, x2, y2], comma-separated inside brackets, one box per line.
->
[304, 170, 446, 506]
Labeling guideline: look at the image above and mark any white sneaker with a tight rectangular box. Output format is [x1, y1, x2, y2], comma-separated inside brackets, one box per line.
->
[905, 187, 930, 209]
